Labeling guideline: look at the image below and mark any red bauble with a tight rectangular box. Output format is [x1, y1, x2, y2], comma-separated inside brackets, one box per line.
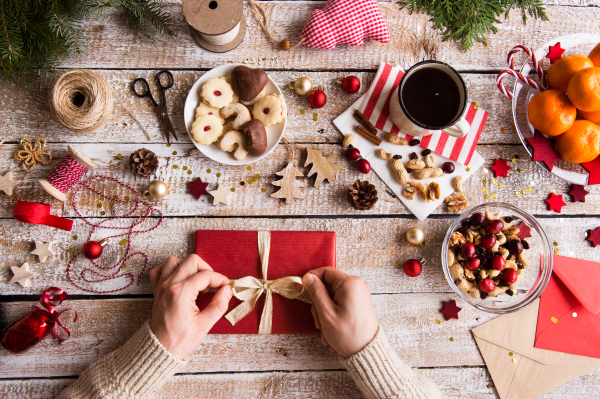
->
[83, 239, 108, 260]
[342, 76, 360, 94]
[403, 259, 422, 277]
[308, 90, 327, 108]
[356, 158, 371, 174]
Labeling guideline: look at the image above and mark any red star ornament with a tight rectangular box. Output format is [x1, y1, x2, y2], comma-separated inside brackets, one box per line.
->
[440, 300, 462, 320]
[545, 192, 566, 213]
[514, 222, 533, 240]
[547, 42, 565, 64]
[526, 130, 562, 171]
[189, 177, 209, 199]
[588, 227, 600, 247]
[582, 156, 600, 186]
[569, 184, 589, 203]
[490, 159, 512, 178]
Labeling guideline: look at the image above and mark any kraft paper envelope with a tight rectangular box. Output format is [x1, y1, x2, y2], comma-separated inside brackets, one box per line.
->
[472, 299, 600, 399]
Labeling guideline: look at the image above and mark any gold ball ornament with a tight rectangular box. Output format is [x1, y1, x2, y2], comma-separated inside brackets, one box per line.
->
[406, 227, 426, 246]
[294, 77, 313, 96]
[147, 180, 168, 199]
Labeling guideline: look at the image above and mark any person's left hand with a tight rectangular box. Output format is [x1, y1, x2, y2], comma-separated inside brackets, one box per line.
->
[149, 254, 232, 360]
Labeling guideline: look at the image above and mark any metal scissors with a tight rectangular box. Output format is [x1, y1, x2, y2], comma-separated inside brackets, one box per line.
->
[132, 70, 177, 144]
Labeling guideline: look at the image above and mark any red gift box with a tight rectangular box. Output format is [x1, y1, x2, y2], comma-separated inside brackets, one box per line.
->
[195, 230, 336, 334]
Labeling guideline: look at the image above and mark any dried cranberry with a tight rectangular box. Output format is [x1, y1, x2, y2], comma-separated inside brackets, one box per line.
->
[480, 292, 489, 299]
[506, 289, 514, 296]
[491, 255, 505, 271]
[461, 220, 472, 228]
[421, 149, 432, 156]
[409, 152, 418, 160]
[357, 159, 371, 174]
[470, 212, 485, 226]
[460, 242, 476, 259]
[393, 155, 402, 160]
[465, 258, 480, 270]
[442, 162, 455, 174]
[346, 148, 360, 161]
[409, 139, 420, 146]
[480, 234, 496, 249]
[486, 220, 504, 234]
[503, 216, 514, 223]
[509, 240, 523, 255]
[479, 278, 495, 293]
[504, 269, 518, 284]
[522, 240, 530, 250]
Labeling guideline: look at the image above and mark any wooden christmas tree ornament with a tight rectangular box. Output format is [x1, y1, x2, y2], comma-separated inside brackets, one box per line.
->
[182, 0, 247, 53]
[271, 163, 306, 204]
[305, 148, 342, 187]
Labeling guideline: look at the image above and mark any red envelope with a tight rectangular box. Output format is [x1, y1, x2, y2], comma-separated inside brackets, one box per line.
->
[535, 255, 600, 358]
[195, 230, 336, 334]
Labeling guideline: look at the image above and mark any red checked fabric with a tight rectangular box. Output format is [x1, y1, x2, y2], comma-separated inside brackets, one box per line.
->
[300, 0, 390, 49]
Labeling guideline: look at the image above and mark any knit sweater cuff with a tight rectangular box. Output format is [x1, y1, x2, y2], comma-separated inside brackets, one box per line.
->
[58, 320, 184, 399]
[339, 328, 445, 399]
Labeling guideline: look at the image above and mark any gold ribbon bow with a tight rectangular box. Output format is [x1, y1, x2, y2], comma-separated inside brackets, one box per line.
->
[225, 231, 312, 335]
[15, 138, 52, 172]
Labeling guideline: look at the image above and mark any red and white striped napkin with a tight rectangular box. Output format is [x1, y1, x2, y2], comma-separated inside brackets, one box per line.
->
[359, 63, 488, 166]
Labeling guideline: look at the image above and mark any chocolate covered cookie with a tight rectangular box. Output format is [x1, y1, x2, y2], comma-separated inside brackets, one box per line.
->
[231, 66, 268, 104]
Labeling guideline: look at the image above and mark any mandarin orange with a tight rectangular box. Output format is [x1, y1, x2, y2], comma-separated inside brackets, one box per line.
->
[578, 109, 600, 124]
[555, 120, 600, 163]
[567, 67, 600, 112]
[527, 89, 576, 137]
[589, 42, 600, 67]
[547, 54, 593, 93]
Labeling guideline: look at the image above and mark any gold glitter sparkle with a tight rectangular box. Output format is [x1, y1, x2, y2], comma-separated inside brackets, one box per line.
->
[187, 170, 192, 174]
[116, 154, 122, 159]
[183, 166, 187, 170]
[230, 188, 235, 192]
[512, 358, 517, 363]
[485, 194, 490, 199]
[216, 173, 221, 177]
[436, 320, 441, 325]
[68, 248, 74, 253]
[300, 110, 305, 114]
[482, 187, 487, 192]
[466, 167, 470, 172]
[72, 235, 78, 240]
[553, 242, 558, 246]
[261, 188, 266, 193]
[172, 151, 177, 155]
[483, 179, 488, 184]
[396, 259, 402, 264]
[166, 143, 171, 147]
[555, 249, 560, 254]
[125, 196, 130, 201]
[515, 192, 520, 197]
[96, 203, 102, 208]
[121, 264, 127, 269]
[509, 352, 513, 356]
[551, 317, 558, 323]
[492, 194, 497, 198]
[119, 239, 127, 245]
[449, 337, 455, 342]
[499, 184, 503, 189]
[173, 165, 178, 169]
[247, 166, 252, 170]
[207, 169, 211, 173]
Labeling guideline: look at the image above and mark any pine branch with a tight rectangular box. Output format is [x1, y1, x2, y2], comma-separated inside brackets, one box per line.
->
[118, 0, 176, 42]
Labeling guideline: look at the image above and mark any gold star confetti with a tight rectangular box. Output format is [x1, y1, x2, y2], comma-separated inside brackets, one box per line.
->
[551, 317, 558, 323]
[300, 110, 305, 114]
[527, 188, 532, 193]
[187, 170, 192, 175]
[255, 174, 260, 178]
[573, 312, 578, 317]
[509, 352, 513, 356]
[396, 259, 402, 264]
[483, 179, 488, 184]
[499, 184, 504, 189]
[485, 194, 490, 199]
[472, 101, 479, 110]
[449, 337, 455, 342]
[216, 173, 221, 177]
[172, 151, 177, 155]
[68, 248, 74, 253]
[100, 211, 105, 215]
[116, 153, 122, 159]
[247, 166, 252, 170]
[119, 239, 127, 245]
[522, 189, 526, 194]
[436, 320, 441, 325]
[512, 158, 517, 163]
[515, 192, 520, 197]
[512, 358, 517, 363]
[183, 166, 187, 170]
[420, 372, 424, 375]
[553, 242, 558, 246]
[313, 116, 318, 121]
[96, 203, 102, 208]
[466, 167, 470, 172]
[121, 264, 127, 269]
[230, 188, 235, 192]
[173, 165, 178, 169]
[482, 187, 487, 192]
[261, 188, 266, 193]
[72, 235, 78, 240]
[166, 143, 171, 147]
[125, 196, 130, 201]
[555, 249, 560, 254]
[552, 190, 557, 194]
[492, 194, 497, 198]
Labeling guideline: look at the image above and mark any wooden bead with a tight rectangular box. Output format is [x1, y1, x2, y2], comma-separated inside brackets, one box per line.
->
[279, 39, 291, 51]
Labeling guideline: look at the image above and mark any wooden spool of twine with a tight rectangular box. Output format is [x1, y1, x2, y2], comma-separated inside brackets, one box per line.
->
[49, 70, 151, 139]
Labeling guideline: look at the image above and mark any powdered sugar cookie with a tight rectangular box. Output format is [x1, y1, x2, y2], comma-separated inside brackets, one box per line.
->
[201, 77, 234, 108]
[252, 94, 286, 127]
[196, 103, 225, 124]
[221, 103, 251, 130]
[191, 114, 224, 145]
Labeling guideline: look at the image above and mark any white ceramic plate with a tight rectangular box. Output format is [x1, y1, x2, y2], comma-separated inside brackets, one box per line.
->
[184, 63, 287, 165]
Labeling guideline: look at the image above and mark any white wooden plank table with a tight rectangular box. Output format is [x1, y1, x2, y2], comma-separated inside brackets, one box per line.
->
[1, 1, 599, 398]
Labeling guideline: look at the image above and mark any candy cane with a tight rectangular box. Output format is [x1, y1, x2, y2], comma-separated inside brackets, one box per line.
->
[497, 45, 548, 99]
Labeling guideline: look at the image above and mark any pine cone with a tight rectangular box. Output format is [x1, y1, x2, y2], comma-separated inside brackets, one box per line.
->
[129, 148, 159, 177]
[348, 180, 378, 210]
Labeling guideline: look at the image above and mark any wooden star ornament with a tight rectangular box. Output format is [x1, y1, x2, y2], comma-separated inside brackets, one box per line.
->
[31, 241, 56, 262]
[490, 159, 512, 178]
[526, 130, 562, 171]
[440, 300, 462, 320]
[587, 227, 600, 247]
[189, 177, 209, 199]
[514, 222, 532, 240]
[209, 185, 233, 205]
[304, 148, 342, 187]
[546, 192, 566, 213]
[547, 42, 565, 64]
[0, 171, 17, 195]
[10, 263, 36, 287]
[569, 185, 589, 203]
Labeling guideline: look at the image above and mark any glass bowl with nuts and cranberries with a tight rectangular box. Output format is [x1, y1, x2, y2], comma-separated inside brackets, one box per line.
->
[441, 203, 553, 313]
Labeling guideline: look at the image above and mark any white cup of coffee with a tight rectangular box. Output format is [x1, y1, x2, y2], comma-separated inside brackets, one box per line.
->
[389, 61, 470, 138]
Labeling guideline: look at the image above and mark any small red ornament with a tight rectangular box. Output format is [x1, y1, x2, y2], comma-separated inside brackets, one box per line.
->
[342, 76, 361, 94]
[514, 222, 532, 240]
[526, 130, 562, 171]
[82, 238, 109, 260]
[587, 227, 600, 247]
[569, 185, 589, 203]
[356, 158, 371, 174]
[490, 159, 512, 178]
[308, 89, 327, 108]
[545, 192, 566, 213]
[440, 300, 462, 320]
[189, 177, 209, 199]
[546, 42, 565, 64]
[582, 156, 600, 186]
[403, 259, 422, 277]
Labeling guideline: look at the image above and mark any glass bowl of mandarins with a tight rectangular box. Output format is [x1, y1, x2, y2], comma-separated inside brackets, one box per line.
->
[512, 33, 600, 185]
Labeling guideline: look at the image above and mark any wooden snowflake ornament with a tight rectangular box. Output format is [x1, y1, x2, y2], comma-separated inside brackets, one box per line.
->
[305, 148, 342, 187]
[271, 163, 306, 204]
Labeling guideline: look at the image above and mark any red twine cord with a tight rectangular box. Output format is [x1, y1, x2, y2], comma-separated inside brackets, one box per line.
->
[47, 155, 88, 194]
[67, 175, 163, 294]
[13, 201, 74, 231]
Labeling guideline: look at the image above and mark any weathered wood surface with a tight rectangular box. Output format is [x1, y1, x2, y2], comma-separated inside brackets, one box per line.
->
[58, 3, 600, 72]
[0, 70, 546, 145]
[1, 143, 599, 219]
[1, 216, 597, 296]
[3, 367, 600, 399]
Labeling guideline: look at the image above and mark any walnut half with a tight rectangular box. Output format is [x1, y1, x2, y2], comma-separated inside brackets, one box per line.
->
[445, 193, 468, 212]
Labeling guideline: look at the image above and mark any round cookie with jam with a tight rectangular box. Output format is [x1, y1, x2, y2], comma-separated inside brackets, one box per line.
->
[252, 94, 286, 127]
[196, 102, 225, 124]
[191, 114, 224, 145]
[201, 77, 234, 108]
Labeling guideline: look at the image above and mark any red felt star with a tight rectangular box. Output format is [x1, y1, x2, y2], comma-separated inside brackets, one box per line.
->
[440, 300, 462, 320]
[569, 184, 589, 203]
[526, 130, 562, 171]
[189, 177, 209, 199]
[490, 159, 512, 178]
[545, 192, 566, 213]
[582, 156, 600, 186]
[547, 42, 565, 64]
[514, 222, 532, 240]
[588, 227, 600, 247]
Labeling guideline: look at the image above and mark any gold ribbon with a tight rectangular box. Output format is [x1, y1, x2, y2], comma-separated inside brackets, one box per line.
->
[14, 138, 52, 172]
[225, 231, 312, 334]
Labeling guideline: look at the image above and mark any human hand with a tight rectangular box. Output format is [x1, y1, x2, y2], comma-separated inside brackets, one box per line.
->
[302, 268, 378, 358]
[149, 254, 232, 360]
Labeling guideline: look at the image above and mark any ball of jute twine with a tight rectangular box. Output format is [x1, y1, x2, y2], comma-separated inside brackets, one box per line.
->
[49, 70, 151, 139]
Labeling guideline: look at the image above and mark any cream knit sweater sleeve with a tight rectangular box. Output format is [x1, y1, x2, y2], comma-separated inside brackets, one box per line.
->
[339, 328, 446, 399]
[57, 320, 184, 399]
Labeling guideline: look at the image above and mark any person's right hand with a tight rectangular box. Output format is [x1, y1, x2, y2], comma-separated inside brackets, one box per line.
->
[302, 268, 379, 358]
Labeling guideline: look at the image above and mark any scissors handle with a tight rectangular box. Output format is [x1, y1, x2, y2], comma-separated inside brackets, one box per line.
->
[132, 78, 158, 107]
[156, 70, 174, 91]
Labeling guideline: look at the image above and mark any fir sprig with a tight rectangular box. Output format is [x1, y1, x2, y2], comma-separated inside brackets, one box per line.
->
[0, 0, 175, 83]
[398, 0, 548, 51]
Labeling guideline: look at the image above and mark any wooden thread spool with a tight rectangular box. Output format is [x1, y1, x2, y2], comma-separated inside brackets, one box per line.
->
[182, 0, 247, 53]
[39, 146, 97, 202]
